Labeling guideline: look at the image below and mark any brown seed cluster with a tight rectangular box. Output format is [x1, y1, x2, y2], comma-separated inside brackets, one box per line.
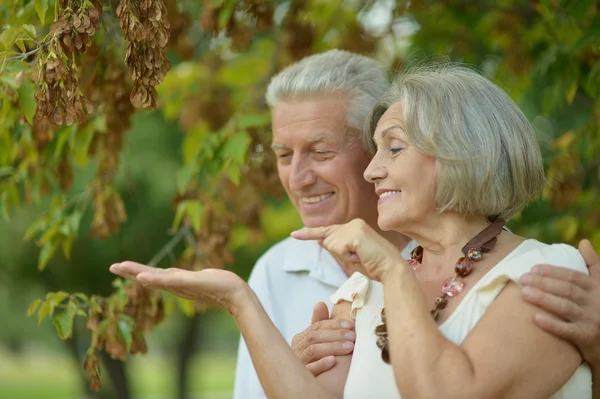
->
[90, 185, 127, 239]
[83, 350, 101, 392]
[117, 0, 171, 109]
[81, 47, 135, 239]
[123, 283, 165, 354]
[34, 0, 102, 125]
[86, 284, 165, 364]
[199, 0, 273, 52]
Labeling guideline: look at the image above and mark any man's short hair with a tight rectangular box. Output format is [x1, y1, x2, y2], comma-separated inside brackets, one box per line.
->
[366, 63, 545, 220]
[266, 49, 388, 132]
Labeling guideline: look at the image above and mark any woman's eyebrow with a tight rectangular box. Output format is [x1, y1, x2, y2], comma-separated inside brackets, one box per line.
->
[380, 124, 404, 139]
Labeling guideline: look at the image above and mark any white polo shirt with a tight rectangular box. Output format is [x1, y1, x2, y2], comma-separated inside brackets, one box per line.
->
[233, 236, 416, 399]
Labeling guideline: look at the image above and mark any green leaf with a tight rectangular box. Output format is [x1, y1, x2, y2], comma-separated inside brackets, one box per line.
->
[34, 0, 49, 24]
[46, 291, 70, 307]
[61, 237, 73, 259]
[5, 60, 29, 72]
[24, 217, 47, 241]
[27, 298, 42, 317]
[37, 300, 50, 326]
[186, 200, 204, 233]
[220, 131, 251, 164]
[39, 223, 59, 245]
[175, 297, 196, 317]
[226, 162, 241, 185]
[73, 123, 96, 167]
[0, 75, 19, 91]
[176, 163, 197, 194]
[18, 78, 36, 125]
[237, 114, 270, 129]
[0, 27, 20, 51]
[66, 211, 82, 235]
[117, 318, 133, 353]
[0, 200, 9, 223]
[74, 293, 89, 302]
[38, 240, 58, 271]
[53, 306, 76, 340]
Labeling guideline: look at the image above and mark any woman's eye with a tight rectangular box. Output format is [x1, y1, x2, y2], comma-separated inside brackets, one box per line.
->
[390, 148, 404, 154]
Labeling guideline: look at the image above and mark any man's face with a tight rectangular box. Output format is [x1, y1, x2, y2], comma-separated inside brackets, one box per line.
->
[271, 95, 380, 228]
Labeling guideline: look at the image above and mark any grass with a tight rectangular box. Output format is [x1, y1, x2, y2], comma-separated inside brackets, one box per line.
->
[0, 352, 236, 399]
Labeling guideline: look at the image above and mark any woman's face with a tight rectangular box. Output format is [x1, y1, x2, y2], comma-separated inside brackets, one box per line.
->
[363, 101, 438, 231]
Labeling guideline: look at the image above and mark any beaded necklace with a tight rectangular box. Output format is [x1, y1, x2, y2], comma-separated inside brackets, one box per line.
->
[375, 218, 506, 364]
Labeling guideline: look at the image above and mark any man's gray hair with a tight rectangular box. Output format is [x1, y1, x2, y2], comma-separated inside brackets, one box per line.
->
[366, 63, 545, 221]
[265, 49, 388, 131]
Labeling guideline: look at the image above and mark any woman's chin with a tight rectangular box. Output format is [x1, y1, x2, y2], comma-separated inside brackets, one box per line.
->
[377, 215, 403, 232]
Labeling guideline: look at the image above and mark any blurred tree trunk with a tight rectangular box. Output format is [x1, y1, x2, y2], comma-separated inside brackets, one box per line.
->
[99, 351, 131, 399]
[64, 328, 97, 399]
[176, 313, 203, 399]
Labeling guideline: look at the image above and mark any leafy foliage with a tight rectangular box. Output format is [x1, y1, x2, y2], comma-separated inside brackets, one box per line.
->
[1, 0, 598, 392]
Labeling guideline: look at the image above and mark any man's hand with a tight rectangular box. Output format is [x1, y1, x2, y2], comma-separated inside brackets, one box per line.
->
[291, 302, 356, 376]
[520, 239, 600, 366]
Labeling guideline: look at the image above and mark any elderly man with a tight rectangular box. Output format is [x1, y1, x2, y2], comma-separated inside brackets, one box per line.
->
[232, 50, 600, 399]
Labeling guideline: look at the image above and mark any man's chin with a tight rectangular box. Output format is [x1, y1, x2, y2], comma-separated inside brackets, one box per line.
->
[299, 214, 335, 228]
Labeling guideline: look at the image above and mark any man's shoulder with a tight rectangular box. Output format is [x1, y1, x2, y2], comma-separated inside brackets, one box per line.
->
[255, 236, 321, 269]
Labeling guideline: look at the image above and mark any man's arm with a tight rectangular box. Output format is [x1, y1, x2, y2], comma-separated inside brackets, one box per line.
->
[520, 239, 600, 398]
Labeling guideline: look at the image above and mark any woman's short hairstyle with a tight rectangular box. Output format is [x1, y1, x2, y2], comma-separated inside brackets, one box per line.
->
[366, 63, 545, 220]
[266, 49, 388, 131]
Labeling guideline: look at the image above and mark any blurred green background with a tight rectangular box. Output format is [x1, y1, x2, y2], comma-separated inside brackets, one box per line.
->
[0, 0, 598, 398]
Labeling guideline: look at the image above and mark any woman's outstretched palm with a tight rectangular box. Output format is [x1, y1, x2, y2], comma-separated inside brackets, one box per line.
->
[110, 262, 248, 311]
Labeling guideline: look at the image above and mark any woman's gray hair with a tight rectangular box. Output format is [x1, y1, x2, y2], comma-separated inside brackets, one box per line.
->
[266, 49, 388, 131]
[366, 63, 545, 220]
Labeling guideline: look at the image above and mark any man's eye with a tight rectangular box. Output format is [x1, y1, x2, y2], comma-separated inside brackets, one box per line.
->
[277, 153, 291, 159]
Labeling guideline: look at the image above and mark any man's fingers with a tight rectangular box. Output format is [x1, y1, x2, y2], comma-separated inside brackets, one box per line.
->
[522, 286, 584, 321]
[532, 312, 579, 343]
[302, 341, 354, 364]
[310, 319, 354, 332]
[579, 239, 600, 276]
[312, 302, 330, 324]
[520, 272, 587, 304]
[305, 356, 336, 377]
[530, 264, 592, 291]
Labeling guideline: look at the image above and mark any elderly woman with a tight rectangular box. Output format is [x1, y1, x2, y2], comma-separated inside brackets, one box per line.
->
[110, 64, 591, 398]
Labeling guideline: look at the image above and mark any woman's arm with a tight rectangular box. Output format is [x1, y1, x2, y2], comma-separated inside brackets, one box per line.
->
[233, 288, 338, 399]
[109, 263, 336, 399]
[314, 301, 353, 398]
[381, 266, 582, 399]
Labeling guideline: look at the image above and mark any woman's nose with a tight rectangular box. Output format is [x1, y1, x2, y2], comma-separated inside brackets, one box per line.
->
[364, 154, 387, 183]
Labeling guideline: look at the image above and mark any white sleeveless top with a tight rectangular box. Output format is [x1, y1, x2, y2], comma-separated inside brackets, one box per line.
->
[330, 240, 592, 399]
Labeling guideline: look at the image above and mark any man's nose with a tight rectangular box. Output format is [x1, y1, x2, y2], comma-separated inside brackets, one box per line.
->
[289, 158, 317, 191]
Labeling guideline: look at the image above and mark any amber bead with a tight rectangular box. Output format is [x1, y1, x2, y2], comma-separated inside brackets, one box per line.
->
[454, 257, 474, 277]
[467, 248, 482, 261]
[376, 336, 388, 350]
[435, 296, 448, 309]
[410, 246, 423, 263]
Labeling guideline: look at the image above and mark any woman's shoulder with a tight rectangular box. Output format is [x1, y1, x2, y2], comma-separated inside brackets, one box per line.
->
[510, 239, 587, 274]
[329, 272, 370, 319]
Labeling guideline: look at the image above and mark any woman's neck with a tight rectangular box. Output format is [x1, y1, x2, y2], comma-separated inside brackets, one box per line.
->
[404, 213, 495, 272]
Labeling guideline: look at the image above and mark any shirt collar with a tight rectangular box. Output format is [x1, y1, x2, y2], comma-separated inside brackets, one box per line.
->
[281, 239, 348, 288]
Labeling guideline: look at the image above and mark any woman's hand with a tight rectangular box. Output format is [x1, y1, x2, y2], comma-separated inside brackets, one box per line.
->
[291, 218, 406, 282]
[109, 262, 250, 314]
